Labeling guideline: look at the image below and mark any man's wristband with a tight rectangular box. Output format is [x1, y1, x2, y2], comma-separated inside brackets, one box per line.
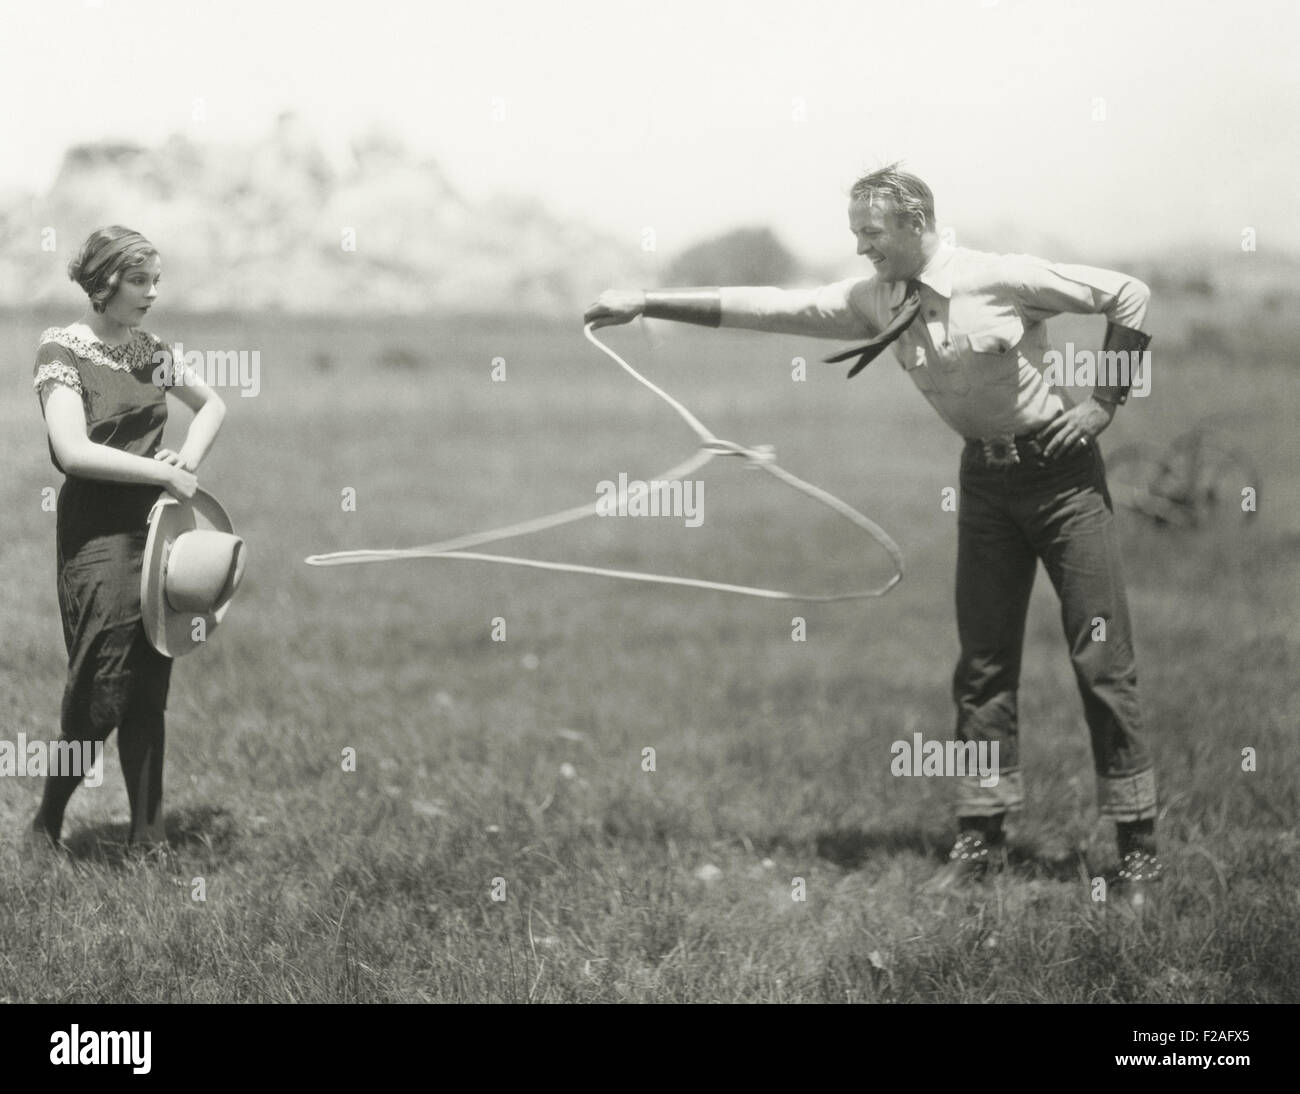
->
[643, 288, 722, 328]
[1093, 321, 1153, 406]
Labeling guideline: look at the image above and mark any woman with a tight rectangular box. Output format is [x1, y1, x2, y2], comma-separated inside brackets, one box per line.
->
[27, 226, 226, 855]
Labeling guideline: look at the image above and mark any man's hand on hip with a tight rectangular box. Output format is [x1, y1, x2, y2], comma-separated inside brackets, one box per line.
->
[1038, 398, 1116, 460]
[584, 290, 646, 329]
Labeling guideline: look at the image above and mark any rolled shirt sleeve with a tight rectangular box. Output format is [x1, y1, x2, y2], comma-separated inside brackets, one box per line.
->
[719, 278, 880, 340]
[1009, 256, 1151, 330]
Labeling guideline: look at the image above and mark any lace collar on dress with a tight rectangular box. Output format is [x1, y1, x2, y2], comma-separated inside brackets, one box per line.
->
[39, 326, 163, 374]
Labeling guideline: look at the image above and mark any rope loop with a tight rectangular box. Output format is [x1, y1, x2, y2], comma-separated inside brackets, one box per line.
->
[305, 324, 904, 602]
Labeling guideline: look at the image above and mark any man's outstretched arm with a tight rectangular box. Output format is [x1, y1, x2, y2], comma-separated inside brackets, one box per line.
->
[585, 281, 878, 340]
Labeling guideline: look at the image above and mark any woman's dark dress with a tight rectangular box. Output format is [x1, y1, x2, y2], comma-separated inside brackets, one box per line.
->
[33, 327, 174, 799]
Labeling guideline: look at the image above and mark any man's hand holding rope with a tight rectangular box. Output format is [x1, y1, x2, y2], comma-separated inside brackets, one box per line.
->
[585, 290, 646, 330]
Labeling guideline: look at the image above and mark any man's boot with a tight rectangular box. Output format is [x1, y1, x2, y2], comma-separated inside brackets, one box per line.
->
[921, 814, 1007, 894]
[1112, 818, 1161, 915]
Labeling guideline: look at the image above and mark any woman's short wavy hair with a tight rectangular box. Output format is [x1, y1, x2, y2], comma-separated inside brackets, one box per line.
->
[849, 164, 936, 231]
[67, 226, 159, 313]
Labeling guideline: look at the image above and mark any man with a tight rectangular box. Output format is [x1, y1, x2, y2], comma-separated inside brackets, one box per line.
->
[584, 165, 1160, 909]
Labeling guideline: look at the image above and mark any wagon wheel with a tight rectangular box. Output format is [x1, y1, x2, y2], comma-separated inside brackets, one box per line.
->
[1166, 429, 1261, 523]
[1105, 442, 1200, 528]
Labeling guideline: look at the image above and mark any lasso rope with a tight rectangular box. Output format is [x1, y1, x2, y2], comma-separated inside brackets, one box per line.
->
[303, 323, 904, 601]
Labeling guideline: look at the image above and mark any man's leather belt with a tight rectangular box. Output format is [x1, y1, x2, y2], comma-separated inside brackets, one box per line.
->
[962, 426, 1085, 470]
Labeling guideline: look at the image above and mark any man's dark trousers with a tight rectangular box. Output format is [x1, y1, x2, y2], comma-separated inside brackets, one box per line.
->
[950, 437, 1157, 823]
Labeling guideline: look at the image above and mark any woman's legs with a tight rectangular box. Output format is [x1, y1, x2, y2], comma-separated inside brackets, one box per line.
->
[119, 639, 171, 845]
[31, 632, 124, 843]
[32, 625, 171, 846]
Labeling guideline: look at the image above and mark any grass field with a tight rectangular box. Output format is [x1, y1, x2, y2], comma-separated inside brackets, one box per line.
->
[1, 292, 1297, 1003]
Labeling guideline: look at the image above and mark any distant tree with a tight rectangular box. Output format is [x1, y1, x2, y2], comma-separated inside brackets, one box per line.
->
[662, 226, 803, 286]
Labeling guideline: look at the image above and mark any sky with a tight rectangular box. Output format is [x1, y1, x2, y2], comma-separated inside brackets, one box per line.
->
[4, 0, 1297, 264]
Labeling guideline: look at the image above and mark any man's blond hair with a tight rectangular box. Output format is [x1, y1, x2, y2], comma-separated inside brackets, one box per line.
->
[849, 163, 936, 231]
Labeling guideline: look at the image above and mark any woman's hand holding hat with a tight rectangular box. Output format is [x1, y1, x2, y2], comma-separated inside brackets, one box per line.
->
[163, 465, 198, 501]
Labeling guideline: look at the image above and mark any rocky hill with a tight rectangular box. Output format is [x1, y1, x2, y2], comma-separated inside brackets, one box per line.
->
[0, 115, 657, 317]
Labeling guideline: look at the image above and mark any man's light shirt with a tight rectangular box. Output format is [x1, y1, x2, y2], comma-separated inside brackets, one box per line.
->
[716, 246, 1150, 439]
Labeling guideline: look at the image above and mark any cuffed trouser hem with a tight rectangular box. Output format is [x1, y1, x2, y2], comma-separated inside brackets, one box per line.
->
[1098, 767, 1157, 822]
[956, 769, 1024, 817]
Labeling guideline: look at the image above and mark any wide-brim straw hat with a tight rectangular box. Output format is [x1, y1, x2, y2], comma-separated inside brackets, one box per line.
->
[141, 489, 246, 658]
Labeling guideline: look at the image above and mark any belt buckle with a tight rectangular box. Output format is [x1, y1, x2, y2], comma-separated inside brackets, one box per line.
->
[979, 433, 1020, 469]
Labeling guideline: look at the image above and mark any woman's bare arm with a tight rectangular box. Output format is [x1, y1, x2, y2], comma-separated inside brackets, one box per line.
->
[42, 383, 196, 499]
[154, 363, 226, 472]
